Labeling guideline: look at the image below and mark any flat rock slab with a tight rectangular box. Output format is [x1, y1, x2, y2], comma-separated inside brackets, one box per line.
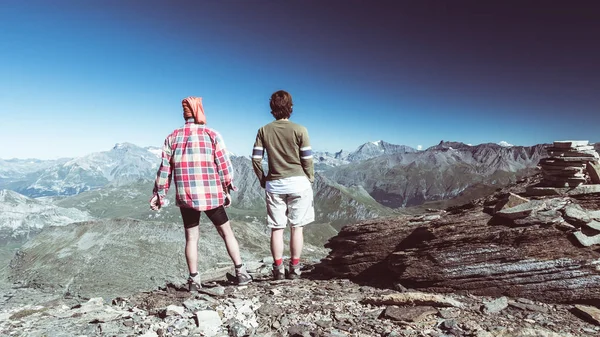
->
[526, 184, 600, 197]
[585, 220, 600, 231]
[569, 185, 600, 195]
[362, 292, 464, 308]
[563, 204, 592, 225]
[573, 231, 600, 247]
[493, 193, 530, 214]
[539, 158, 587, 166]
[495, 200, 546, 220]
[553, 140, 590, 148]
[508, 300, 549, 313]
[572, 305, 600, 326]
[525, 186, 563, 196]
[482, 296, 508, 314]
[383, 305, 438, 322]
[547, 145, 595, 152]
[588, 162, 600, 184]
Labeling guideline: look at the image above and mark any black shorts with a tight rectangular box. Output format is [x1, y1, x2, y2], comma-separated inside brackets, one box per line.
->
[180, 206, 229, 228]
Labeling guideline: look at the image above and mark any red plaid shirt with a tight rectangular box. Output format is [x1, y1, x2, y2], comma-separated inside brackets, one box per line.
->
[153, 120, 235, 211]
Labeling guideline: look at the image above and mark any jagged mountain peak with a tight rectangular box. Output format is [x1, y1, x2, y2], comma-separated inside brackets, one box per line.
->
[112, 142, 141, 151]
[428, 140, 472, 151]
[348, 140, 417, 162]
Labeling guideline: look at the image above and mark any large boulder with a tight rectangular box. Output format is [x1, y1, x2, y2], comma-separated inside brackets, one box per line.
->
[317, 192, 600, 304]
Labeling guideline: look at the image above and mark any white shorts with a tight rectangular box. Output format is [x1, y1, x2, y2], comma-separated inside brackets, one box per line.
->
[266, 188, 315, 229]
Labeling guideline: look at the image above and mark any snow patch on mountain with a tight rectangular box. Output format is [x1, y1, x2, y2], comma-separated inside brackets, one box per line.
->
[145, 146, 162, 158]
[0, 189, 92, 241]
[498, 141, 513, 147]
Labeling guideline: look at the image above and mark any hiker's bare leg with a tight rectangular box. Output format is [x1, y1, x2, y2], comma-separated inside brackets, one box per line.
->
[215, 221, 242, 265]
[185, 226, 200, 274]
[271, 228, 285, 261]
[290, 226, 303, 260]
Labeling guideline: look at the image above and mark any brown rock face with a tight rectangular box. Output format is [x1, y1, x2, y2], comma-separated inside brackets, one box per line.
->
[318, 181, 600, 305]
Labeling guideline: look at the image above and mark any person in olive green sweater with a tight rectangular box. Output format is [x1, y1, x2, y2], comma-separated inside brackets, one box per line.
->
[252, 90, 315, 280]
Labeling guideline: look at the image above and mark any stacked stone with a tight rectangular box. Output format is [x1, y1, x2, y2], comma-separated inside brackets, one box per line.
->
[538, 140, 600, 187]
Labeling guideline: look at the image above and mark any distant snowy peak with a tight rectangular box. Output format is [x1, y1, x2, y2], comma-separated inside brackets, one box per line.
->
[347, 140, 417, 162]
[498, 141, 513, 147]
[315, 141, 417, 167]
[0, 189, 91, 241]
[145, 146, 162, 158]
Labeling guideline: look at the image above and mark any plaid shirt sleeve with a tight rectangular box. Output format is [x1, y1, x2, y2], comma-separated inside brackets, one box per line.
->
[213, 131, 235, 191]
[153, 134, 174, 198]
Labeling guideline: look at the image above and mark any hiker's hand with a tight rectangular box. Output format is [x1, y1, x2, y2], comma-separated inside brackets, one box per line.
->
[150, 195, 161, 211]
[224, 193, 232, 208]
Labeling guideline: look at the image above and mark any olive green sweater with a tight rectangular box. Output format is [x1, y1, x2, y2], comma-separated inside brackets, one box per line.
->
[252, 119, 314, 187]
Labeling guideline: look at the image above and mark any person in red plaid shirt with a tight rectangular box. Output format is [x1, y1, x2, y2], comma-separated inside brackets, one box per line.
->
[150, 96, 252, 290]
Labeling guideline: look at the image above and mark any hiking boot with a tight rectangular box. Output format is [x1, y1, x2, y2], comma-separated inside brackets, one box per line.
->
[188, 274, 202, 292]
[272, 263, 285, 280]
[235, 264, 253, 285]
[286, 263, 302, 280]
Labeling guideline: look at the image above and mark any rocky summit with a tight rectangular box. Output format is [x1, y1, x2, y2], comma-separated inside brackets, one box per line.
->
[2, 263, 600, 337]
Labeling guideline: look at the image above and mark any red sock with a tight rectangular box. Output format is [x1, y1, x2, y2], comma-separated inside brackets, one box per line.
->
[274, 258, 283, 266]
[291, 258, 300, 266]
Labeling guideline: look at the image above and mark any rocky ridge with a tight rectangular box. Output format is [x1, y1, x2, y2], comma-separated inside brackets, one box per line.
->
[2, 263, 600, 336]
[324, 142, 545, 208]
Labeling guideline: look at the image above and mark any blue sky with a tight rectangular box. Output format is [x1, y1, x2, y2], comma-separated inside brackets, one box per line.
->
[1, 1, 599, 159]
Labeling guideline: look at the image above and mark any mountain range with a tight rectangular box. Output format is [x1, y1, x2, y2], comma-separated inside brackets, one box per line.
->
[0, 139, 569, 253]
[1, 143, 161, 198]
[324, 141, 547, 207]
[0, 139, 552, 201]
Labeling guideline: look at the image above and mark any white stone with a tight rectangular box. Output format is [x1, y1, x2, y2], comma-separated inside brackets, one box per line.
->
[363, 292, 464, 308]
[165, 305, 185, 317]
[195, 310, 222, 336]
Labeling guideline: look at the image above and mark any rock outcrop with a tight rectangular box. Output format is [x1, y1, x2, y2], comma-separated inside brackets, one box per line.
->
[318, 175, 600, 305]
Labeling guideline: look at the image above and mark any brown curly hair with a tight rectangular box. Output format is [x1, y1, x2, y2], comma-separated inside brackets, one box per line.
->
[270, 90, 293, 120]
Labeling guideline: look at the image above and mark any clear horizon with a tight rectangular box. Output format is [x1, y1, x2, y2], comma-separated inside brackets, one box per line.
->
[1, 1, 599, 159]
[0, 138, 574, 161]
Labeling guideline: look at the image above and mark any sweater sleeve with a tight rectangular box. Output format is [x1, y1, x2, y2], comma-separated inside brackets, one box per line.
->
[252, 128, 266, 188]
[299, 127, 314, 183]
